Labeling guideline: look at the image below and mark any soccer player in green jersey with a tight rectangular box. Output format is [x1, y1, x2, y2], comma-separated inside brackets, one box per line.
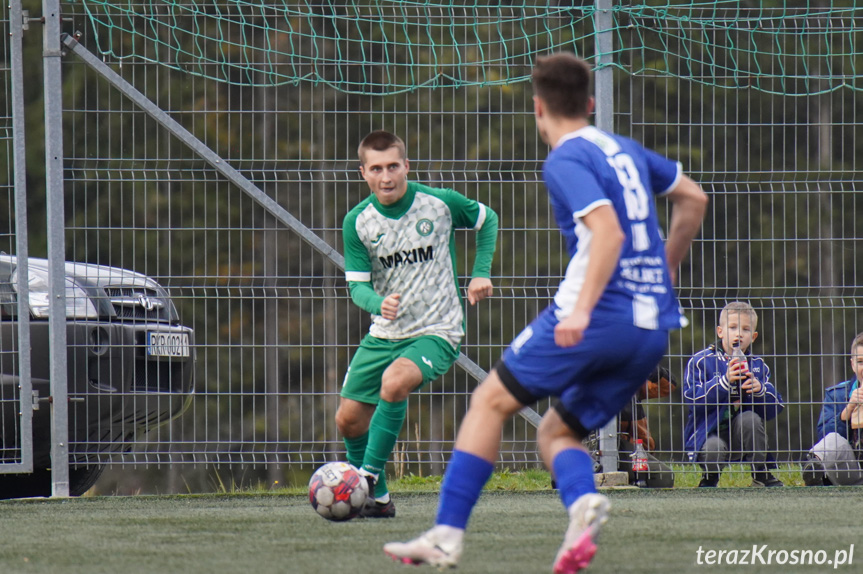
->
[336, 130, 499, 518]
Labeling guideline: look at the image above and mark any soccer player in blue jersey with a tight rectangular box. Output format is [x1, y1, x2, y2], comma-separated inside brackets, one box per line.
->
[384, 53, 707, 572]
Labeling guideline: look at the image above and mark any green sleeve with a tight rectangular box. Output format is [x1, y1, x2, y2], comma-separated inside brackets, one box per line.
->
[471, 205, 498, 279]
[436, 188, 499, 279]
[343, 207, 383, 313]
[343, 208, 372, 277]
[348, 281, 384, 315]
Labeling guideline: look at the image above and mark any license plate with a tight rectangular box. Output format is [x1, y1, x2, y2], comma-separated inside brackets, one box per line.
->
[147, 331, 190, 358]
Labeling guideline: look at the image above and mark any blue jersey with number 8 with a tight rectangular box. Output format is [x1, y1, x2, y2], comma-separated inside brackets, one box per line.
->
[543, 125, 686, 331]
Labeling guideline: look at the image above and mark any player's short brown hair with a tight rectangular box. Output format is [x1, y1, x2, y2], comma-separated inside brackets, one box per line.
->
[719, 301, 758, 329]
[531, 52, 592, 119]
[357, 130, 406, 164]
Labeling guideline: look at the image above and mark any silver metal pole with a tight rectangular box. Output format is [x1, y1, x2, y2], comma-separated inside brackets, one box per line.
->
[43, 0, 70, 497]
[61, 34, 344, 269]
[10, 0, 33, 474]
[595, 0, 619, 475]
[455, 355, 541, 426]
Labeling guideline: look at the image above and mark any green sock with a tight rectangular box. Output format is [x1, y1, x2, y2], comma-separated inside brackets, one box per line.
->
[343, 432, 368, 470]
[373, 470, 389, 501]
[344, 432, 388, 500]
[362, 399, 407, 498]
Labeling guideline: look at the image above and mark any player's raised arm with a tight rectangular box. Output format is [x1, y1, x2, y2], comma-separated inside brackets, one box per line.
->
[439, 186, 499, 306]
[663, 174, 708, 284]
[467, 204, 498, 305]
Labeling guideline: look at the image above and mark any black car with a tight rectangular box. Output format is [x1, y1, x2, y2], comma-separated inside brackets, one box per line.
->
[0, 255, 195, 497]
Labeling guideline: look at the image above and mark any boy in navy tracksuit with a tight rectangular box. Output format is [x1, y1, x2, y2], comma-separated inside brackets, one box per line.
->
[802, 331, 863, 486]
[683, 302, 784, 487]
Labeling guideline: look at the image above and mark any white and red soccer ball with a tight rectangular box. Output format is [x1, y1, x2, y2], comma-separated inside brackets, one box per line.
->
[309, 462, 369, 521]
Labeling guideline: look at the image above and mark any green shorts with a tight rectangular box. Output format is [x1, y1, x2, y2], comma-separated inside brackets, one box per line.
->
[340, 334, 460, 405]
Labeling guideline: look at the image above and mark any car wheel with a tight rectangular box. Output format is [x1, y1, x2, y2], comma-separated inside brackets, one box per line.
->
[69, 465, 105, 496]
[0, 465, 105, 499]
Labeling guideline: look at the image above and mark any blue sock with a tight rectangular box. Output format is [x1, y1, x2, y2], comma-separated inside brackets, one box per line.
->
[435, 450, 494, 529]
[553, 448, 597, 509]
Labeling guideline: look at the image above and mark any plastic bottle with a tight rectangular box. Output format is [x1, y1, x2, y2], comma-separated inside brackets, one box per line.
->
[631, 439, 649, 488]
[731, 341, 747, 368]
[730, 342, 747, 400]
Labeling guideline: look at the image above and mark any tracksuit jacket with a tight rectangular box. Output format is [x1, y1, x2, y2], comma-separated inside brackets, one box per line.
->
[683, 343, 784, 460]
[814, 378, 857, 443]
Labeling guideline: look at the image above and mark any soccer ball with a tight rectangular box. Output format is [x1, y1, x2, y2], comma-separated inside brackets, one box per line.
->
[308, 462, 368, 521]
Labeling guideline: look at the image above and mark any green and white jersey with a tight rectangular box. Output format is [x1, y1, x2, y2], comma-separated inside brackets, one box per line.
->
[343, 181, 496, 349]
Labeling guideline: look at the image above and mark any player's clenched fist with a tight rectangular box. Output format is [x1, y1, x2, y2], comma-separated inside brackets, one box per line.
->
[380, 293, 400, 320]
[466, 277, 493, 305]
[554, 309, 590, 348]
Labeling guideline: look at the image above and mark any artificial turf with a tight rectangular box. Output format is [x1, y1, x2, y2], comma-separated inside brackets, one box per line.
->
[0, 487, 859, 573]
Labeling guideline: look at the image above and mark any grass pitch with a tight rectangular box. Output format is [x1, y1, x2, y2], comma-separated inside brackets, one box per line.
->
[0, 487, 859, 574]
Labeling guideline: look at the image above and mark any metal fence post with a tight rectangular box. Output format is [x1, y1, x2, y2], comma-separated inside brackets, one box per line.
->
[595, 0, 619, 476]
[10, 0, 33, 475]
[42, 0, 70, 497]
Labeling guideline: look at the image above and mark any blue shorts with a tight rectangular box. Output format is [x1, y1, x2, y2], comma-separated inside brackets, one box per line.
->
[499, 305, 668, 434]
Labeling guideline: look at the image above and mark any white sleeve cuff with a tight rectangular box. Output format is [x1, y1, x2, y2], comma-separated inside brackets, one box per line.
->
[473, 204, 487, 230]
[573, 198, 613, 221]
[656, 162, 683, 196]
[345, 271, 371, 282]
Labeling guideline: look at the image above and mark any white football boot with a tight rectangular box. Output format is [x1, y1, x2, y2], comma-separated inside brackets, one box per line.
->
[383, 526, 463, 568]
[552, 493, 611, 574]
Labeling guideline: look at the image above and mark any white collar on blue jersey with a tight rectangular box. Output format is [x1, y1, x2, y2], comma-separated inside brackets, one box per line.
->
[555, 125, 596, 149]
